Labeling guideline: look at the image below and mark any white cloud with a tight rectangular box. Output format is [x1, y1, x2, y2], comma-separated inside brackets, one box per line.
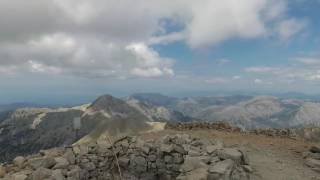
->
[0, 34, 174, 78]
[295, 57, 320, 65]
[215, 58, 232, 65]
[0, 0, 308, 79]
[185, 0, 269, 47]
[254, 78, 263, 84]
[275, 18, 307, 40]
[205, 77, 229, 84]
[232, 75, 241, 80]
[245, 66, 279, 73]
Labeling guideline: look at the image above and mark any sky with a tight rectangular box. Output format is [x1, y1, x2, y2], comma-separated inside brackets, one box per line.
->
[0, 0, 320, 104]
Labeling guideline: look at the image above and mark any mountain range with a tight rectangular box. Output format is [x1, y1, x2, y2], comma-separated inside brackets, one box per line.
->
[1, 93, 320, 162]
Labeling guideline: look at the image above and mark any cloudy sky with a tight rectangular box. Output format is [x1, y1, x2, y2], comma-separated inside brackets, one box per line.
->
[0, 0, 320, 104]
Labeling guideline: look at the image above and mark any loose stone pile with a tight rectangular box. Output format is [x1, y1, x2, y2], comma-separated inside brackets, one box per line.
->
[249, 128, 298, 139]
[165, 122, 242, 132]
[0, 134, 252, 180]
[304, 145, 320, 173]
[165, 122, 300, 140]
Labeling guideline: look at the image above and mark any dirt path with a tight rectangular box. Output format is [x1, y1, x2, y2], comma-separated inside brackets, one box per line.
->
[141, 130, 320, 180]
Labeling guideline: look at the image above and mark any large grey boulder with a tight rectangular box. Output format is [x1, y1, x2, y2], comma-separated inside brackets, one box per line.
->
[28, 157, 56, 169]
[217, 148, 243, 164]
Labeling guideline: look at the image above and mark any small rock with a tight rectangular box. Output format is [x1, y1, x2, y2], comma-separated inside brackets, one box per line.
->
[206, 145, 222, 154]
[118, 157, 130, 167]
[13, 156, 26, 168]
[307, 152, 320, 160]
[208, 159, 235, 177]
[180, 156, 207, 172]
[305, 158, 320, 169]
[31, 167, 52, 180]
[173, 153, 184, 164]
[0, 165, 6, 178]
[183, 167, 208, 180]
[160, 144, 174, 153]
[63, 149, 76, 165]
[239, 149, 250, 165]
[310, 145, 320, 153]
[243, 165, 253, 173]
[173, 145, 187, 155]
[53, 157, 69, 169]
[81, 162, 96, 171]
[148, 155, 157, 162]
[67, 166, 82, 179]
[10, 173, 28, 180]
[51, 169, 65, 180]
[164, 155, 173, 163]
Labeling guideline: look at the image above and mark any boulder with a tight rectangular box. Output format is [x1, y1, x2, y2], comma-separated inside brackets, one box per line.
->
[53, 157, 69, 169]
[217, 148, 243, 164]
[28, 157, 56, 169]
[208, 159, 235, 179]
[28, 157, 56, 170]
[180, 156, 207, 172]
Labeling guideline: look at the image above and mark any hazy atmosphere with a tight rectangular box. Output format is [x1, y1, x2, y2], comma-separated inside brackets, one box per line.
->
[1, 0, 320, 104]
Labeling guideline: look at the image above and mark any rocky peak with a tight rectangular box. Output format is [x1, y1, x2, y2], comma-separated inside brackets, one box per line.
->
[89, 94, 123, 111]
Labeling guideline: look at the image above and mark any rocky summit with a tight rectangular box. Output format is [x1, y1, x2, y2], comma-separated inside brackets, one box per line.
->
[0, 134, 251, 180]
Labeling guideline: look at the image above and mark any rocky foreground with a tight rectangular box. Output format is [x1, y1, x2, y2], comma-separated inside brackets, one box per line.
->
[0, 134, 251, 180]
[304, 145, 320, 173]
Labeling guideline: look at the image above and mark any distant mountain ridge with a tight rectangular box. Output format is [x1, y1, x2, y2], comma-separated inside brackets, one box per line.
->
[130, 93, 320, 129]
[1, 93, 320, 162]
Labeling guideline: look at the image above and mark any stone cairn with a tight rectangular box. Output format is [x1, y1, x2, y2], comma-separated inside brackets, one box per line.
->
[0, 134, 252, 180]
[303, 145, 320, 173]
